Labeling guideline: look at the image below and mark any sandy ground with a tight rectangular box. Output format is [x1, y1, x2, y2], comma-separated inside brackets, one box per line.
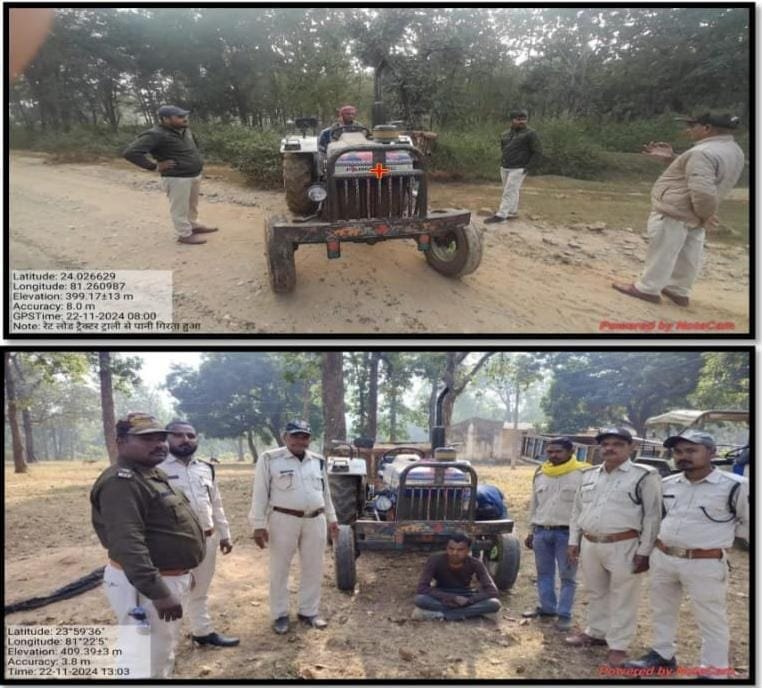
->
[8, 153, 750, 335]
[4, 462, 750, 681]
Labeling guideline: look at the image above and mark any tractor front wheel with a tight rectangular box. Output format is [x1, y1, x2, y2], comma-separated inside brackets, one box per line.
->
[334, 525, 357, 591]
[265, 215, 296, 293]
[283, 153, 318, 216]
[485, 533, 521, 591]
[425, 223, 483, 278]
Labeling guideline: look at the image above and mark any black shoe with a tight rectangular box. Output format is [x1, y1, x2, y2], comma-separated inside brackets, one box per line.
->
[272, 616, 290, 635]
[522, 607, 556, 619]
[484, 215, 507, 224]
[192, 632, 240, 647]
[298, 614, 328, 629]
[622, 649, 677, 671]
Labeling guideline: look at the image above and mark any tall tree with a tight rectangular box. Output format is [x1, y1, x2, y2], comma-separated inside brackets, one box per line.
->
[5, 353, 27, 473]
[98, 352, 118, 464]
[321, 352, 347, 451]
[690, 352, 750, 409]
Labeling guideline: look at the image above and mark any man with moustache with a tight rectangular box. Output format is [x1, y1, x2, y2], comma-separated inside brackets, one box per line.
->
[159, 420, 239, 648]
[623, 430, 748, 675]
[90, 413, 205, 678]
[123, 105, 218, 245]
[249, 420, 338, 635]
[566, 428, 662, 666]
[524, 437, 591, 631]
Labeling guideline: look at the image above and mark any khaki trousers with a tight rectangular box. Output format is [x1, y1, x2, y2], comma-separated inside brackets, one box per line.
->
[649, 548, 730, 668]
[102, 564, 191, 678]
[268, 510, 327, 620]
[160, 174, 203, 238]
[579, 537, 643, 650]
[635, 211, 705, 297]
[497, 167, 527, 217]
[188, 532, 218, 636]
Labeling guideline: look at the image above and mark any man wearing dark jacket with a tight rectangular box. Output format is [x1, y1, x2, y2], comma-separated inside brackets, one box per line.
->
[485, 110, 542, 224]
[123, 105, 218, 245]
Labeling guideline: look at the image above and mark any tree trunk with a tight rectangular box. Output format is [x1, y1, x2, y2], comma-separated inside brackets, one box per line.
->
[513, 387, 520, 430]
[21, 408, 38, 462]
[367, 352, 380, 440]
[237, 435, 245, 462]
[5, 353, 27, 473]
[98, 352, 118, 464]
[246, 429, 258, 464]
[321, 352, 346, 453]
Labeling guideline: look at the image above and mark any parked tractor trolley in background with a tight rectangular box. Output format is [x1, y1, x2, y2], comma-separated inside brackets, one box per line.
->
[326, 388, 520, 592]
[265, 94, 482, 293]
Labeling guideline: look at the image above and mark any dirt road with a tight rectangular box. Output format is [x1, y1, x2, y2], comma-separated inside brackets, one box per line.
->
[9, 153, 749, 335]
[4, 462, 750, 680]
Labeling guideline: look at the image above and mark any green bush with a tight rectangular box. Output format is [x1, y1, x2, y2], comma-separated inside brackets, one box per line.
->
[227, 129, 283, 189]
[9, 125, 140, 160]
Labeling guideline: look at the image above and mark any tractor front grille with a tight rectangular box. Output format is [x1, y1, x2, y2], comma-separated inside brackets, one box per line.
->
[330, 172, 424, 221]
[396, 486, 472, 521]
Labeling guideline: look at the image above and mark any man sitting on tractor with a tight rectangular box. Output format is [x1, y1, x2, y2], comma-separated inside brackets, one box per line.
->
[318, 105, 369, 152]
[413, 533, 502, 621]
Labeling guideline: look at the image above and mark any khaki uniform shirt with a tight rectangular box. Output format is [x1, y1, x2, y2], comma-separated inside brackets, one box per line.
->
[90, 462, 206, 599]
[569, 459, 662, 556]
[248, 447, 337, 530]
[529, 467, 588, 526]
[158, 454, 231, 540]
[659, 469, 749, 549]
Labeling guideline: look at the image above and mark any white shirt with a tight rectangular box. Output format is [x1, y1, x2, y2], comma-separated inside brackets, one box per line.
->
[158, 454, 231, 540]
[529, 467, 588, 526]
[248, 446, 337, 530]
[569, 459, 662, 556]
[659, 468, 749, 549]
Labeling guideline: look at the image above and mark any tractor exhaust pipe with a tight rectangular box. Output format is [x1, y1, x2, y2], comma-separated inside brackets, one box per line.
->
[431, 386, 449, 451]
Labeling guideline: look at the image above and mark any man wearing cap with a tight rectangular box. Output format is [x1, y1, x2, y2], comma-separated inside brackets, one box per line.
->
[123, 105, 218, 245]
[524, 437, 592, 631]
[565, 427, 662, 666]
[248, 420, 339, 635]
[484, 110, 542, 224]
[158, 420, 239, 648]
[318, 105, 369, 153]
[613, 112, 745, 306]
[624, 430, 748, 675]
[90, 413, 206, 678]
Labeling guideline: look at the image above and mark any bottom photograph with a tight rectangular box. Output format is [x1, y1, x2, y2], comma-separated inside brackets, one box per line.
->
[3, 349, 752, 684]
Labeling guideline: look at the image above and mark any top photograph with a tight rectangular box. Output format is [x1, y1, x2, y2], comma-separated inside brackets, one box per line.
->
[7, 5, 752, 338]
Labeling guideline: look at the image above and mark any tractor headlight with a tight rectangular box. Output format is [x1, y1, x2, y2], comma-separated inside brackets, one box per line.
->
[307, 184, 327, 202]
[374, 495, 393, 512]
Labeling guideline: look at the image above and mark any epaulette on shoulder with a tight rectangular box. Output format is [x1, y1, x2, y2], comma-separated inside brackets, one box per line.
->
[716, 469, 746, 485]
[198, 459, 215, 481]
[632, 461, 656, 473]
[662, 472, 682, 483]
[116, 467, 134, 479]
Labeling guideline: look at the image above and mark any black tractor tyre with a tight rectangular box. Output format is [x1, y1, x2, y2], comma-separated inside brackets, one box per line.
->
[486, 533, 521, 591]
[265, 215, 296, 293]
[334, 525, 357, 591]
[283, 153, 318, 216]
[425, 223, 483, 278]
[329, 474, 363, 525]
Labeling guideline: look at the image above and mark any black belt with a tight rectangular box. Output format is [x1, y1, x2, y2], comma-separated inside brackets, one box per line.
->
[273, 506, 325, 519]
[534, 525, 569, 530]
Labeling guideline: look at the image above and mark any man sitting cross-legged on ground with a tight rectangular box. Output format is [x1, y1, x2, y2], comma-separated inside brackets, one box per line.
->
[413, 533, 501, 621]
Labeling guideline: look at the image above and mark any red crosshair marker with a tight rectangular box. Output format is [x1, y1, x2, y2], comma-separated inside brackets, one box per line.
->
[369, 162, 391, 180]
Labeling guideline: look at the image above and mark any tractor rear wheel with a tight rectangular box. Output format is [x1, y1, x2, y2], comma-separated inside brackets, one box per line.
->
[283, 153, 318, 216]
[334, 525, 357, 591]
[329, 475, 363, 525]
[264, 215, 296, 293]
[425, 223, 482, 277]
[485, 533, 521, 591]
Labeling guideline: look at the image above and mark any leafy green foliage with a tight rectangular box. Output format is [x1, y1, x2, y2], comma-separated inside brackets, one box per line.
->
[690, 352, 750, 410]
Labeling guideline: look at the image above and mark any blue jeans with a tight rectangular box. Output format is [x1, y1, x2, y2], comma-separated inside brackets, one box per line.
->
[415, 588, 501, 620]
[532, 527, 577, 619]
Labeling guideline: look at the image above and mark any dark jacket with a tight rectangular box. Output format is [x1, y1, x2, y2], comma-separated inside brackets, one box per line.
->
[500, 126, 542, 170]
[123, 125, 204, 177]
[91, 462, 206, 599]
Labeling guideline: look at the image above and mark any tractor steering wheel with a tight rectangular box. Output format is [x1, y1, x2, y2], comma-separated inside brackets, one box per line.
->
[330, 124, 370, 141]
